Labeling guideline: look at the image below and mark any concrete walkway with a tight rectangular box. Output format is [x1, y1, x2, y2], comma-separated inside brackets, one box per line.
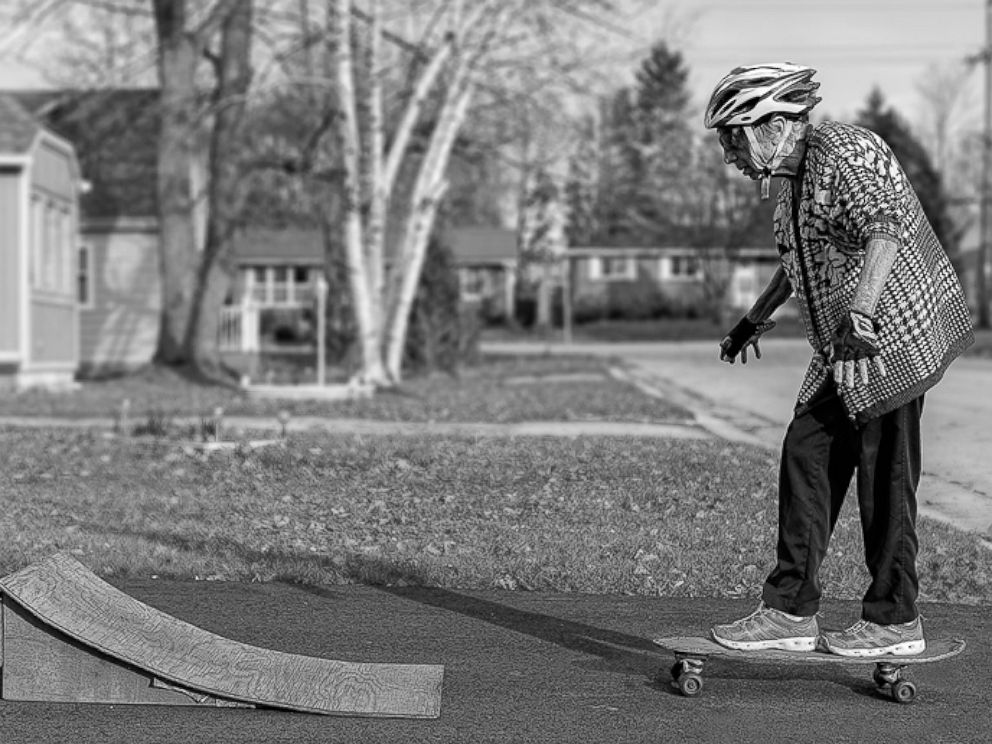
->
[0, 414, 710, 441]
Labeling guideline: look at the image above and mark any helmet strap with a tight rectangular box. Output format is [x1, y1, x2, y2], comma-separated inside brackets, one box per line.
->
[760, 173, 772, 200]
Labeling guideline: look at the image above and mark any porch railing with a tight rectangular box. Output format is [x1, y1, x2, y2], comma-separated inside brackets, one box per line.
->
[218, 304, 260, 353]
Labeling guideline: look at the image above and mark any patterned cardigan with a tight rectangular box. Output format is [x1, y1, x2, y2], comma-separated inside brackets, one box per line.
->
[772, 121, 974, 424]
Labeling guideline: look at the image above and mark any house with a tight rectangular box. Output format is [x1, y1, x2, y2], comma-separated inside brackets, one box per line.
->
[451, 226, 517, 321]
[562, 244, 782, 321]
[219, 225, 518, 353]
[8, 89, 164, 376]
[0, 94, 82, 389]
[7, 88, 523, 373]
[3, 87, 788, 383]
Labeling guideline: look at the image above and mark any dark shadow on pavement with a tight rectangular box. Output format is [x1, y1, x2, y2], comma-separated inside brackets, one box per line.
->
[319, 556, 664, 679]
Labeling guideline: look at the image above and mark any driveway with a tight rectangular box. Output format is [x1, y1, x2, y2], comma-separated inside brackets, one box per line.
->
[483, 338, 992, 537]
[3, 580, 987, 744]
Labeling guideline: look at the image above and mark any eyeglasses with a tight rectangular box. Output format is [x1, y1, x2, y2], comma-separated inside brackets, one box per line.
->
[717, 126, 746, 150]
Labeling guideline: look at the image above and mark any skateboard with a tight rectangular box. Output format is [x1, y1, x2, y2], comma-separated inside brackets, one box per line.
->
[653, 636, 966, 703]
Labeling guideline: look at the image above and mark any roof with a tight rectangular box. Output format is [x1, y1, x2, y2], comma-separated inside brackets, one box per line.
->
[567, 245, 778, 259]
[0, 94, 41, 157]
[231, 225, 520, 266]
[233, 227, 324, 263]
[5, 89, 160, 218]
[445, 227, 517, 265]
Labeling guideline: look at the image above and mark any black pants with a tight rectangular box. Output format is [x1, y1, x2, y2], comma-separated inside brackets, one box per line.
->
[761, 384, 923, 625]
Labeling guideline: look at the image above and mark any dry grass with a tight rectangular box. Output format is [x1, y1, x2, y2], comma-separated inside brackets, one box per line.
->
[1, 428, 989, 605]
[0, 354, 691, 424]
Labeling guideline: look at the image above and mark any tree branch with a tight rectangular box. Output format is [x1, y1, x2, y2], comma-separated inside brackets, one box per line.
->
[192, 0, 245, 50]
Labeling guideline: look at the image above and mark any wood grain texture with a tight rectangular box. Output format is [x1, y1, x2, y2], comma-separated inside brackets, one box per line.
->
[2, 598, 252, 707]
[652, 635, 966, 665]
[0, 554, 443, 717]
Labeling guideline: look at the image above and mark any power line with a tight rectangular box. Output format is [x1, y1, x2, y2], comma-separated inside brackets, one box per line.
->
[694, 43, 971, 52]
[693, 58, 972, 67]
[700, 1, 978, 10]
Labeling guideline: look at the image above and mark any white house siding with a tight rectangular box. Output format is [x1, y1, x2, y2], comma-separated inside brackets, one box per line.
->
[0, 171, 21, 357]
[30, 140, 76, 197]
[78, 222, 160, 374]
[29, 295, 77, 365]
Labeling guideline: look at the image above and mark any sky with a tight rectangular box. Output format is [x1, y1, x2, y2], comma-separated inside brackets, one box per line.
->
[0, 0, 986, 126]
[642, 0, 987, 124]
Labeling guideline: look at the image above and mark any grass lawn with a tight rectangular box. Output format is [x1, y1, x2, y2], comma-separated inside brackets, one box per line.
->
[1, 428, 990, 605]
[0, 354, 692, 425]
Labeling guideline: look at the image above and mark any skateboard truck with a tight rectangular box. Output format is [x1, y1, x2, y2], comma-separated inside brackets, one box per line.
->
[872, 663, 917, 704]
[654, 636, 966, 704]
[664, 654, 918, 703]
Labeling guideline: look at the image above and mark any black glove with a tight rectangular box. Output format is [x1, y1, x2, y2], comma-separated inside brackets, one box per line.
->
[719, 316, 776, 364]
[829, 310, 886, 388]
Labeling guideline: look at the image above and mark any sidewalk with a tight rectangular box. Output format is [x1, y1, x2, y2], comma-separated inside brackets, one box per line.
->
[0, 413, 711, 441]
[1, 579, 987, 744]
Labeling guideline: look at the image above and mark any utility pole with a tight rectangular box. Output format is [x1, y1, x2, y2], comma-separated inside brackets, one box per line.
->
[980, 0, 992, 328]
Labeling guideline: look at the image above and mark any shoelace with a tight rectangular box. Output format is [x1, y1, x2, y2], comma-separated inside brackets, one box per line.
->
[843, 619, 874, 637]
[729, 603, 771, 630]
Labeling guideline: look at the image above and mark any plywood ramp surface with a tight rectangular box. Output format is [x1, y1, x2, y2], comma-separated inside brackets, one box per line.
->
[0, 553, 443, 717]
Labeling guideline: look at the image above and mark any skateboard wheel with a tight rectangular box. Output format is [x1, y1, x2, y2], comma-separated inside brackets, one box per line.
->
[670, 662, 683, 682]
[678, 673, 703, 697]
[891, 680, 916, 704]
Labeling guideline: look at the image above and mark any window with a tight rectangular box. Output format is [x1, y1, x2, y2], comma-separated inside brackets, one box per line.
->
[590, 255, 635, 281]
[459, 268, 488, 299]
[30, 195, 42, 286]
[78, 244, 94, 308]
[245, 265, 319, 307]
[670, 255, 701, 279]
[31, 196, 73, 296]
[250, 266, 268, 304]
[272, 265, 289, 304]
[43, 201, 57, 289]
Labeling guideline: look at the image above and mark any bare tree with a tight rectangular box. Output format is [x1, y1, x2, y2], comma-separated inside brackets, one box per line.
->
[186, 0, 254, 377]
[915, 63, 976, 180]
[150, 0, 249, 378]
[320, 0, 627, 385]
[9, 0, 641, 385]
[8, 0, 254, 381]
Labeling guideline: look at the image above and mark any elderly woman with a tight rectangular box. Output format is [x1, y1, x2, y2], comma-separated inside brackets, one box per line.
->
[703, 63, 973, 657]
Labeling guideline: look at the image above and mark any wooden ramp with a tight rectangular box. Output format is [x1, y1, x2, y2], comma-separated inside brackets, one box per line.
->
[0, 554, 443, 717]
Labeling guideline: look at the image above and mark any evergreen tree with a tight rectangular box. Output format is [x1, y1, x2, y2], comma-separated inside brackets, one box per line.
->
[519, 168, 568, 329]
[855, 88, 958, 260]
[596, 41, 693, 244]
[519, 167, 568, 260]
[564, 115, 600, 246]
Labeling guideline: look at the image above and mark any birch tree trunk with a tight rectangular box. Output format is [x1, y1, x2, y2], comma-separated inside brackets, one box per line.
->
[383, 76, 475, 380]
[364, 0, 386, 340]
[328, 0, 386, 385]
[326, 0, 518, 385]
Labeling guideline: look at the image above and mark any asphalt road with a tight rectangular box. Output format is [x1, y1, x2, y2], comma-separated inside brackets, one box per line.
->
[1, 580, 988, 744]
[485, 338, 992, 537]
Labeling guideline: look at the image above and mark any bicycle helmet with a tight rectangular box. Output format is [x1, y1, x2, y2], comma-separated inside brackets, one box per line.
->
[704, 63, 820, 129]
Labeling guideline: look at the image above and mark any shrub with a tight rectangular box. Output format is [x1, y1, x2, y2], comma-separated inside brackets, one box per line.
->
[403, 235, 482, 374]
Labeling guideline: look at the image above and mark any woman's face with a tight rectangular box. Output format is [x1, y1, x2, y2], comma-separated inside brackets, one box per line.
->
[718, 125, 762, 179]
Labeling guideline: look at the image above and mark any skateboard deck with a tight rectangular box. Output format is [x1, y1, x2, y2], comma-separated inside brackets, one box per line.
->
[653, 635, 965, 703]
